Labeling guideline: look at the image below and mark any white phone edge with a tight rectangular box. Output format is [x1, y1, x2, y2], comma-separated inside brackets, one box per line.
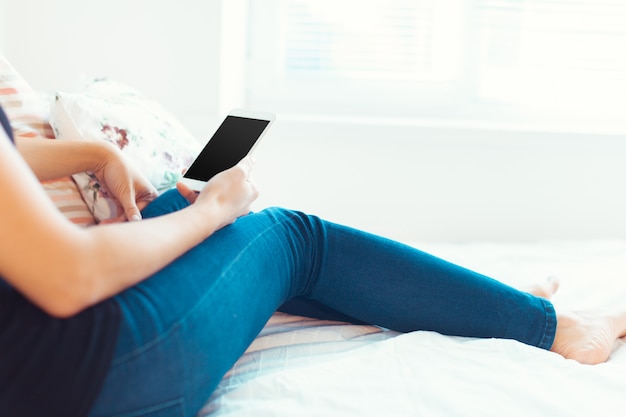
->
[179, 109, 276, 192]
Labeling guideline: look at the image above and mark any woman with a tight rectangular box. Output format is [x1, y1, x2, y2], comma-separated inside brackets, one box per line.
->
[1, 104, 625, 417]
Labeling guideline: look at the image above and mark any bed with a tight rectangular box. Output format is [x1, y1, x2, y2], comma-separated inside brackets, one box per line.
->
[3, 55, 626, 416]
[199, 240, 626, 416]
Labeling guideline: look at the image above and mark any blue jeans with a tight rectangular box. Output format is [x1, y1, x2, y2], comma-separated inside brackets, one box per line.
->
[88, 190, 556, 417]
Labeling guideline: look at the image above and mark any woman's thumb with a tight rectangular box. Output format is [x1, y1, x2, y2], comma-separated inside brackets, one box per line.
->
[120, 196, 142, 222]
[126, 209, 142, 222]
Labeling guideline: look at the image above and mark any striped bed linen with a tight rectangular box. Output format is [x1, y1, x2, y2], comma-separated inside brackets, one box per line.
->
[0, 55, 95, 226]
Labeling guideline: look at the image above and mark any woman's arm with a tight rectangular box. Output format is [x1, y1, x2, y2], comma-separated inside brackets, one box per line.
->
[15, 137, 113, 181]
[0, 132, 258, 318]
[17, 137, 160, 221]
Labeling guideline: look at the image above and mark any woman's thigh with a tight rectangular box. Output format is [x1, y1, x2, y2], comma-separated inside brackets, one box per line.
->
[89, 191, 309, 416]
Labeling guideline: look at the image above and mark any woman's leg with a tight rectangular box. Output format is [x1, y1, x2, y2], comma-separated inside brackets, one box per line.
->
[89, 190, 556, 416]
[90, 191, 306, 416]
[297, 213, 555, 347]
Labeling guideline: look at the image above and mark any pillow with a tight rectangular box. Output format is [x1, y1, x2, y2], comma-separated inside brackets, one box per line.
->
[50, 78, 201, 222]
[0, 59, 55, 139]
[0, 55, 96, 226]
[41, 177, 98, 225]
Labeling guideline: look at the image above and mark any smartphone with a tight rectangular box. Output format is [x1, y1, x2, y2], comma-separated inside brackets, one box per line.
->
[180, 109, 275, 192]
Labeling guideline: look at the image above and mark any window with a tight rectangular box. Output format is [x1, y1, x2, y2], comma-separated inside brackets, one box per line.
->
[475, 0, 626, 125]
[246, 0, 626, 130]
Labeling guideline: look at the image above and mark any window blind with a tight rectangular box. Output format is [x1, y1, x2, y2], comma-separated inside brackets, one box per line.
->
[246, 0, 626, 127]
[282, 0, 437, 81]
[476, 0, 626, 113]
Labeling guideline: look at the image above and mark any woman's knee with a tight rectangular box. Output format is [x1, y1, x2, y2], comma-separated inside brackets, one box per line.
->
[257, 206, 325, 236]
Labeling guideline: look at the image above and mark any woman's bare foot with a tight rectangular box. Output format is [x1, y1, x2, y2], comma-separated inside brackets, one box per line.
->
[524, 276, 560, 299]
[550, 309, 626, 364]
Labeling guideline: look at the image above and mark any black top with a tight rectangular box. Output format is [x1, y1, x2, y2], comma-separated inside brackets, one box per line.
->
[0, 106, 122, 417]
[0, 104, 13, 143]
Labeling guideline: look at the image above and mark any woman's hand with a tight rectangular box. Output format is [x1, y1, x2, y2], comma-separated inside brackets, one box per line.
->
[92, 144, 159, 222]
[16, 138, 158, 222]
[176, 157, 259, 230]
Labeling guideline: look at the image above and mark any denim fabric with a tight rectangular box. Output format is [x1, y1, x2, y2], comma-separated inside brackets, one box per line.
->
[88, 189, 556, 417]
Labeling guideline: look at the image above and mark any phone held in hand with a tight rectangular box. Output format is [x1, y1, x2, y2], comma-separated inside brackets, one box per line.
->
[180, 109, 275, 192]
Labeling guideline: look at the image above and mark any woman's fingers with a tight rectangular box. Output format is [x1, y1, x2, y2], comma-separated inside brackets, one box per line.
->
[237, 156, 255, 179]
[176, 182, 198, 204]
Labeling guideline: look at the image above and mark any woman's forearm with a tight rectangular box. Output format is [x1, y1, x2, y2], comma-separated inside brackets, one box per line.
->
[15, 137, 113, 181]
[2, 136, 213, 316]
[1, 132, 256, 318]
[60, 167, 256, 317]
[63, 202, 221, 317]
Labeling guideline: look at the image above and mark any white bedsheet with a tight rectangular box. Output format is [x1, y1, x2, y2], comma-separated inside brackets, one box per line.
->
[200, 240, 626, 416]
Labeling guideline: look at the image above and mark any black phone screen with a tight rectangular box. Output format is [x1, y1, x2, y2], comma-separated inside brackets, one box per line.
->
[184, 116, 270, 182]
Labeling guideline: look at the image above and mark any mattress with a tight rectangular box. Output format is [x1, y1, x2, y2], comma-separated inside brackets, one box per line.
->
[199, 240, 626, 416]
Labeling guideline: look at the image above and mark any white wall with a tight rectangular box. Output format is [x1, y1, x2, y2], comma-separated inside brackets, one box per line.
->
[251, 119, 626, 243]
[1, 0, 224, 137]
[0, 0, 4, 52]
[2, 1, 626, 243]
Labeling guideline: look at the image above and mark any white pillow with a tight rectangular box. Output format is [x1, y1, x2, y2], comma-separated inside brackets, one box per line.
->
[50, 79, 201, 222]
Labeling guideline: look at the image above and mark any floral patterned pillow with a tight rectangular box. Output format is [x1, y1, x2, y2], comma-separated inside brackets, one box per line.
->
[49, 78, 201, 222]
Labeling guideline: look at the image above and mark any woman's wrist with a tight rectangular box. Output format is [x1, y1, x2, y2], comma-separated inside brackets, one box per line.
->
[182, 199, 223, 240]
[89, 141, 122, 173]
